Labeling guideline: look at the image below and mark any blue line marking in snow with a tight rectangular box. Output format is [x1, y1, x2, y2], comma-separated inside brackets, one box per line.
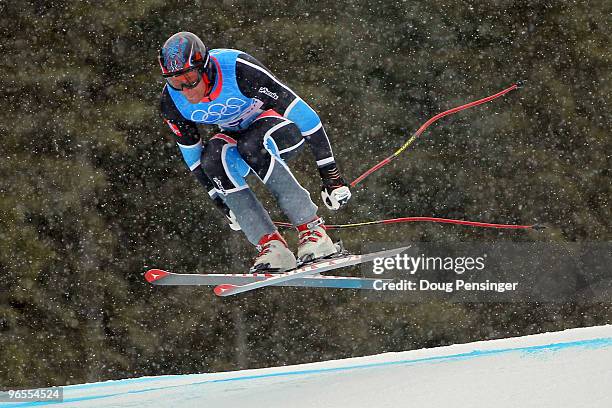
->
[3, 336, 611, 407]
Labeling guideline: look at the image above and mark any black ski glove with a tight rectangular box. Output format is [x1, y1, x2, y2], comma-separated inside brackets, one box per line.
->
[318, 162, 352, 210]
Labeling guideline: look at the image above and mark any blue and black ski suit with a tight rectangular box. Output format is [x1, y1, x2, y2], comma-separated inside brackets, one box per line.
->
[161, 49, 338, 244]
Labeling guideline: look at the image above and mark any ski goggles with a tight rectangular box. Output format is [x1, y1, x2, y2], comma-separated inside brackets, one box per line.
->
[163, 67, 203, 91]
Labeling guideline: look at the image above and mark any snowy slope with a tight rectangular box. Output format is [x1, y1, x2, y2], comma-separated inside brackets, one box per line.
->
[4, 325, 612, 408]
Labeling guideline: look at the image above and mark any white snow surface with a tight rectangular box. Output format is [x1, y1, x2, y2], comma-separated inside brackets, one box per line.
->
[5, 325, 612, 408]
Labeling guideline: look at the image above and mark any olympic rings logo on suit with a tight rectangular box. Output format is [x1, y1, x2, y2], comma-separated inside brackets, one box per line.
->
[190, 98, 248, 123]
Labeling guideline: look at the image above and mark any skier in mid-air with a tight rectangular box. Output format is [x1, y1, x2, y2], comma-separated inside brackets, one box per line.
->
[159, 32, 352, 273]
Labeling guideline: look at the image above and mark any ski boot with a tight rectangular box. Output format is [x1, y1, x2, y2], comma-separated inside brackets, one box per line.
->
[251, 231, 297, 273]
[297, 217, 338, 264]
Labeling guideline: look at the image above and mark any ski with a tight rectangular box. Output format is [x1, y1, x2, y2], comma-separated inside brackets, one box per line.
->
[145, 269, 394, 290]
[213, 246, 409, 297]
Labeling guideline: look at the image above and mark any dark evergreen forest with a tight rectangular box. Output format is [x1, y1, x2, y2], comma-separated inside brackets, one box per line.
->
[1, 0, 610, 388]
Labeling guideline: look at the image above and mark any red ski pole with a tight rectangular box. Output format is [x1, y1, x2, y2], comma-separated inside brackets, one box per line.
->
[350, 82, 523, 187]
[275, 217, 543, 231]
[273, 82, 535, 232]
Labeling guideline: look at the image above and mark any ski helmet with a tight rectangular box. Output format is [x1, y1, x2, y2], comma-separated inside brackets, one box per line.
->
[158, 32, 210, 91]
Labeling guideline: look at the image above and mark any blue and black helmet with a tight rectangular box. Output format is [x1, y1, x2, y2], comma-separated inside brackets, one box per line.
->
[158, 31, 209, 77]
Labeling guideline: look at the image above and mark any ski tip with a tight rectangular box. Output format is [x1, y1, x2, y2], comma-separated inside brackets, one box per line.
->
[145, 269, 170, 283]
[214, 284, 237, 297]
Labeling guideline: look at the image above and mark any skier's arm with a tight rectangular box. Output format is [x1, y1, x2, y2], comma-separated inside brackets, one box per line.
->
[160, 87, 240, 228]
[235, 54, 335, 169]
[235, 54, 351, 209]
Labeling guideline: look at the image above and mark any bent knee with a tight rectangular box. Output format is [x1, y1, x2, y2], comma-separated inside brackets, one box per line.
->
[237, 135, 267, 165]
[201, 141, 226, 176]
